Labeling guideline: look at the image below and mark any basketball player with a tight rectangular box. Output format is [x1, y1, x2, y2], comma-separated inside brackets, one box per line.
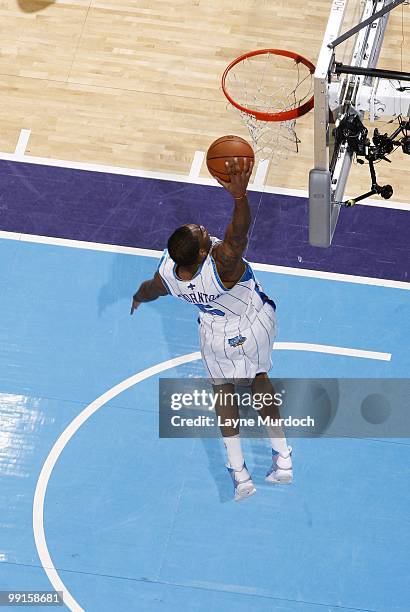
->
[131, 158, 292, 501]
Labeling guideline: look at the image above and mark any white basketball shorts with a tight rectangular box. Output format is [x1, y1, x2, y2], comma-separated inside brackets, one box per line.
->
[198, 302, 277, 385]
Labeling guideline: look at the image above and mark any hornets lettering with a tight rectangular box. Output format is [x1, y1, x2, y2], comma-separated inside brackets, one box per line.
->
[178, 291, 222, 305]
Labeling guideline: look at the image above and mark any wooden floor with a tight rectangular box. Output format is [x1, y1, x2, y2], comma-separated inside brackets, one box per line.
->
[0, 0, 409, 200]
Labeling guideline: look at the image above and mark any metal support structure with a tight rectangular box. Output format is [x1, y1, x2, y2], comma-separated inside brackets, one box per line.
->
[342, 156, 393, 206]
[328, 0, 406, 50]
[331, 79, 410, 121]
[334, 63, 410, 82]
[309, 0, 398, 247]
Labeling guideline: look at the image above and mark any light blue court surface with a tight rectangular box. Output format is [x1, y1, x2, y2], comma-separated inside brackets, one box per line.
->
[1, 237, 410, 611]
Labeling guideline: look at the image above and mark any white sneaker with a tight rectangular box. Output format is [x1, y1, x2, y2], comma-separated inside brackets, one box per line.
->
[265, 447, 293, 484]
[227, 463, 256, 501]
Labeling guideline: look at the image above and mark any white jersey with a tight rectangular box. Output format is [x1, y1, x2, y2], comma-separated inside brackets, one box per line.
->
[157, 237, 275, 334]
[157, 237, 277, 382]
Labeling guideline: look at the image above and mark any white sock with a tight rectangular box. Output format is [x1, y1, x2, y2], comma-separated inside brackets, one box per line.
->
[223, 434, 244, 471]
[266, 425, 290, 459]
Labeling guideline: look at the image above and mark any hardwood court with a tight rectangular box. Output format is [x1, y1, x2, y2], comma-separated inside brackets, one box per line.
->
[0, 0, 408, 200]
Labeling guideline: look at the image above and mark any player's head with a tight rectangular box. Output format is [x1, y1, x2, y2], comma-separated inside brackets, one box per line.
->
[167, 224, 212, 267]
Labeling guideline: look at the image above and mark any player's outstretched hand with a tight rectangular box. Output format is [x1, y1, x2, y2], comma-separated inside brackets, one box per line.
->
[215, 157, 253, 199]
[130, 297, 141, 315]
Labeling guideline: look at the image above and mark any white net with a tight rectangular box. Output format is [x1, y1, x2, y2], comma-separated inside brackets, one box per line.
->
[223, 51, 314, 161]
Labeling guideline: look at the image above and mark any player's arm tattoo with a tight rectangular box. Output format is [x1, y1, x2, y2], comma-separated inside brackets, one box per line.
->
[133, 272, 168, 303]
[214, 194, 251, 276]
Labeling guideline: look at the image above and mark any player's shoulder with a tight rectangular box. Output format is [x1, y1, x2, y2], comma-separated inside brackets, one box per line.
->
[208, 237, 224, 268]
[157, 248, 173, 274]
[209, 236, 222, 254]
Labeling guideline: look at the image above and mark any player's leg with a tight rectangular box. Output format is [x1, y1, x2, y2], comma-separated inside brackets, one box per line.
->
[199, 322, 256, 500]
[252, 373, 293, 484]
[250, 302, 293, 483]
[213, 383, 256, 501]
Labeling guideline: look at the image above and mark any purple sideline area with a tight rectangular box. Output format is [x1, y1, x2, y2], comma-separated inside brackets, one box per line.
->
[0, 159, 408, 282]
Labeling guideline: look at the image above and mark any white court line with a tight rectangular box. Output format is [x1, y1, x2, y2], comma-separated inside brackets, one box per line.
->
[33, 341, 391, 611]
[1, 230, 409, 291]
[14, 129, 31, 158]
[252, 158, 270, 188]
[276, 342, 391, 361]
[189, 151, 205, 179]
[357, 199, 410, 211]
[0, 148, 409, 210]
[32, 352, 200, 612]
[251, 261, 410, 291]
[2, 231, 161, 258]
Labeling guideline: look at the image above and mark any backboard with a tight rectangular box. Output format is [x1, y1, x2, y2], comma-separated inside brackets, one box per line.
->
[308, 0, 410, 247]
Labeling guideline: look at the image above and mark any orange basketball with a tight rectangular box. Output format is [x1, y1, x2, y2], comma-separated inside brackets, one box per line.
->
[206, 135, 254, 182]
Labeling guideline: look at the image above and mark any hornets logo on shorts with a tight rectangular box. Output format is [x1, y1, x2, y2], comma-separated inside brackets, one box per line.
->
[228, 335, 247, 348]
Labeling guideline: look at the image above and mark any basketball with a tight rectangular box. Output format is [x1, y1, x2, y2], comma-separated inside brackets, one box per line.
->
[206, 135, 254, 182]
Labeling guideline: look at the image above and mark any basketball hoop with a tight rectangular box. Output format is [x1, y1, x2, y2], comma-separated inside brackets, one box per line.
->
[222, 49, 315, 161]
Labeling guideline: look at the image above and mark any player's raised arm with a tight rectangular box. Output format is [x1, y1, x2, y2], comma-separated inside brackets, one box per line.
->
[130, 272, 168, 314]
[213, 157, 254, 282]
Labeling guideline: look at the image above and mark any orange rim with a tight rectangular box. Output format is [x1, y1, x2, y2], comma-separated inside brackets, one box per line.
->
[222, 48, 315, 122]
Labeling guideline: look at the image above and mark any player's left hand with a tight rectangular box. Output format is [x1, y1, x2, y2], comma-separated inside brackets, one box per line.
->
[130, 298, 141, 315]
[215, 157, 253, 198]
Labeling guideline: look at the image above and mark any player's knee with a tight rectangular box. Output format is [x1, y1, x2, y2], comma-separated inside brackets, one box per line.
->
[220, 426, 240, 437]
[255, 372, 269, 380]
[252, 371, 272, 394]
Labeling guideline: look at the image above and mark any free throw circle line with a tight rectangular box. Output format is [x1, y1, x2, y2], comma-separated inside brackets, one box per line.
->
[33, 342, 391, 610]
